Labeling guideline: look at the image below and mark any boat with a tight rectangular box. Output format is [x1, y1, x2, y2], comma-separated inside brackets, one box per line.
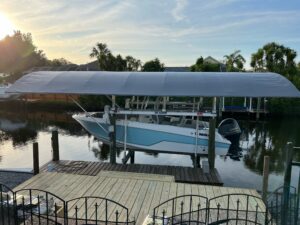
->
[0, 118, 27, 132]
[73, 106, 234, 156]
[0, 84, 19, 100]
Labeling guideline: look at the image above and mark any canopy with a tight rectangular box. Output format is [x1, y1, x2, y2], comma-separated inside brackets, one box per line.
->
[7, 71, 300, 97]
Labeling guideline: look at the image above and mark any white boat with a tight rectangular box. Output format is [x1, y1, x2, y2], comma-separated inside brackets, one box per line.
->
[0, 118, 27, 132]
[73, 107, 232, 155]
[0, 84, 19, 100]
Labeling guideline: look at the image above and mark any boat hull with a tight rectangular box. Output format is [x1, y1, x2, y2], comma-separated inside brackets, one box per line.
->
[73, 115, 231, 155]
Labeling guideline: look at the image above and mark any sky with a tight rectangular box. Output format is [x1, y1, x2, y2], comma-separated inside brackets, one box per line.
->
[0, 0, 300, 67]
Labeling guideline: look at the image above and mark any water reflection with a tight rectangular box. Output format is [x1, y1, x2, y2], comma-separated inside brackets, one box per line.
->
[240, 119, 300, 175]
[0, 109, 299, 190]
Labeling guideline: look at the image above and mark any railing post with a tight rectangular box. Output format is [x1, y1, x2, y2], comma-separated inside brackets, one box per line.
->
[33, 142, 39, 175]
[208, 117, 216, 170]
[262, 156, 270, 202]
[281, 142, 293, 225]
[51, 130, 60, 161]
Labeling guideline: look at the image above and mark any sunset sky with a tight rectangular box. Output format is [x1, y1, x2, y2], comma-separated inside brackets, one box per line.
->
[0, 0, 299, 67]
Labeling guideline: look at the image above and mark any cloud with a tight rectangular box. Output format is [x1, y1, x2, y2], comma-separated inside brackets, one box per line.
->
[1, 0, 300, 66]
[171, 0, 188, 21]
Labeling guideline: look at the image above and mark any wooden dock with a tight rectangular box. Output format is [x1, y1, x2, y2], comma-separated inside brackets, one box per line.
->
[40, 160, 223, 185]
[15, 171, 264, 225]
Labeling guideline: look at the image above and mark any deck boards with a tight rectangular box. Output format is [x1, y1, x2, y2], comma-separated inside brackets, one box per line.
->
[40, 160, 223, 185]
[14, 172, 264, 224]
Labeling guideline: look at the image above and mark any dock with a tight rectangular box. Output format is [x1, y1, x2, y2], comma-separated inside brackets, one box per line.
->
[14, 171, 265, 225]
[40, 160, 223, 185]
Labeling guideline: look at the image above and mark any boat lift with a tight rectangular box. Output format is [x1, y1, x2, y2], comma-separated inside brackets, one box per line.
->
[6, 71, 300, 168]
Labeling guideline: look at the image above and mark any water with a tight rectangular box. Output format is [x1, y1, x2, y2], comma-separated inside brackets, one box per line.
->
[0, 109, 299, 192]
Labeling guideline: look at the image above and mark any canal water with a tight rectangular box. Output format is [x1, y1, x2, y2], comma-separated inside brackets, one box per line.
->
[0, 109, 299, 192]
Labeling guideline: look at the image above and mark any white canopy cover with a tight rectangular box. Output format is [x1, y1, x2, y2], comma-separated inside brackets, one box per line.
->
[7, 71, 300, 97]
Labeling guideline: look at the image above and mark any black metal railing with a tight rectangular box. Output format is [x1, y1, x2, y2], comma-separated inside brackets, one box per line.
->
[208, 193, 272, 225]
[152, 193, 276, 225]
[1, 182, 285, 225]
[66, 196, 130, 225]
[0, 184, 15, 225]
[0, 184, 134, 225]
[153, 195, 208, 225]
[267, 185, 299, 225]
[14, 188, 66, 225]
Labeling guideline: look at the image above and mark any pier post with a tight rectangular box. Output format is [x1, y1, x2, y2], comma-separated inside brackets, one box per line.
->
[109, 111, 117, 164]
[281, 142, 294, 225]
[208, 117, 216, 169]
[130, 150, 135, 164]
[33, 142, 39, 175]
[262, 155, 270, 202]
[256, 97, 261, 120]
[51, 130, 59, 161]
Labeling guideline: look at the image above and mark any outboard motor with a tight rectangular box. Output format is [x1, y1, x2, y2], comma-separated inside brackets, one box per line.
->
[218, 118, 241, 147]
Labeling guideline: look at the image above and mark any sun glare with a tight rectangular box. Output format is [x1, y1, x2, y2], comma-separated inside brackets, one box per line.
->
[0, 12, 14, 40]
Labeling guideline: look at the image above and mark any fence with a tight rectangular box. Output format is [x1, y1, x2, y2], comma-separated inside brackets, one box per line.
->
[152, 194, 273, 225]
[267, 185, 299, 225]
[0, 183, 134, 225]
[0, 182, 287, 225]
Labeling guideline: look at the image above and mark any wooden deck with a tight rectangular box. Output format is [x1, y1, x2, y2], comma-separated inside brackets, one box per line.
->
[15, 172, 264, 225]
[40, 160, 223, 185]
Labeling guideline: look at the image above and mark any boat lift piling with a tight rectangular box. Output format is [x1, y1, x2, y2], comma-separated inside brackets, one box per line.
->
[122, 114, 135, 164]
[33, 142, 39, 175]
[51, 130, 59, 161]
[208, 117, 216, 170]
[262, 155, 270, 202]
[109, 95, 117, 164]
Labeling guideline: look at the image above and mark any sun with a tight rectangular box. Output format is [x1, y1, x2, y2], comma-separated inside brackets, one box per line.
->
[0, 12, 14, 40]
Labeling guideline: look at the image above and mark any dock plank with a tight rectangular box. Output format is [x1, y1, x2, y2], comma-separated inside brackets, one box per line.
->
[14, 172, 264, 224]
[42, 160, 222, 185]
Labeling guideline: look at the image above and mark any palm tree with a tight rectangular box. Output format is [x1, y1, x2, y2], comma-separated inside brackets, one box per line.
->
[90, 43, 111, 70]
[224, 50, 246, 72]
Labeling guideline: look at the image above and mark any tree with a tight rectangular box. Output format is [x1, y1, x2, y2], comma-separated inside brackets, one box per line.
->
[90, 43, 142, 71]
[125, 55, 141, 71]
[50, 58, 73, 67]
[224, 50, 246, 72]
[114, 54, 127, 71]
[142, 58, 164, 71]
[250, 42, 297, 78]
[190, 56, 221, 72]
[0, 31, 48, 81]
[90, 43, 113, 70]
